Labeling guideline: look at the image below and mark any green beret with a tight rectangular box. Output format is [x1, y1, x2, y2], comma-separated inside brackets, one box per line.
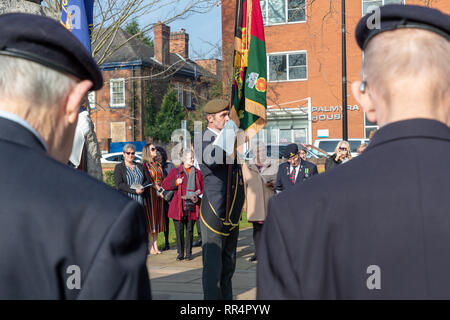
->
[203, 99, 229, 114]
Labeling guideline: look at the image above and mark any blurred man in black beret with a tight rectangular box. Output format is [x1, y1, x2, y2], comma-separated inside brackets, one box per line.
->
[274, 143, 318, 193]
[258, 4, 450, 299]
[0, 13, 150, 299]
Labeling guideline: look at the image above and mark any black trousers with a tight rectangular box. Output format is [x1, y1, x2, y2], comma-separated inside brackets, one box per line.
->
[252, 222, 263, 258]
[163, 201, 170, 245]
[200, 218, 239, 300]
[173, 215, 194, 257]
[196, 220, 202, 241]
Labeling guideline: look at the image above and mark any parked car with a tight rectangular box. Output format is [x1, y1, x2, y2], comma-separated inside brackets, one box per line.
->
[243, 144, 328, 160]
[301, 144, 329, 159]
[313, 139, 369, 158]
[101, 151, 142, 164]
[242, 143, 328, 172]
[301, 144, 328, 173]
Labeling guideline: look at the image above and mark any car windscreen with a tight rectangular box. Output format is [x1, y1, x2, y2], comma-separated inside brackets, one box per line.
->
[307, 148, 327, 158]
[106, 155, 124, 162]
[317, 141, 338, 153]
[349, 141, 362, 152]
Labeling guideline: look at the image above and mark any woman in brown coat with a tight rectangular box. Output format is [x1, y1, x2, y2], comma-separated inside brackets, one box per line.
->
[142, 142, 166, 255]
[242, 143, 278, 262]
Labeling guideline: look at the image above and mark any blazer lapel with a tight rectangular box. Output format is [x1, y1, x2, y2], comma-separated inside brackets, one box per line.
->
[295, 161, 305, 184]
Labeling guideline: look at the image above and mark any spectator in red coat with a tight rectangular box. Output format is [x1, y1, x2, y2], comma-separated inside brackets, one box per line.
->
[162, 150, 204, 261]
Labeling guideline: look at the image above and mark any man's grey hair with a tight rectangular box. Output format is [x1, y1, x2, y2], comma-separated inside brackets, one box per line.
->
[362, 28, 450, 106]
[123, 144, 136, 152]
[0, 55, 77, 107]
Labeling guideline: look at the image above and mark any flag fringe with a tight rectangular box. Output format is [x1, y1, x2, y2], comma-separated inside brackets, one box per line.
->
[245, 98, 267, 120]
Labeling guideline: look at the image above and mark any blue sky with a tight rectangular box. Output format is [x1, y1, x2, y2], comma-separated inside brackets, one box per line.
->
[140, 3, 222, 61]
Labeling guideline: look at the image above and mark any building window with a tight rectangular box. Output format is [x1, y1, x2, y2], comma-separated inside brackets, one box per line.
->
[186, 91, 192, 109]
[175, 84, 184, 106]
[364, 113, 378, 138]
[268, 51, 307, 82]
[110, 79, 125, 108]
[362, 0, 404, 15]
[87, 91, 96, 109]
[260, 0, 306, 26]
[110, 121, 126, 142]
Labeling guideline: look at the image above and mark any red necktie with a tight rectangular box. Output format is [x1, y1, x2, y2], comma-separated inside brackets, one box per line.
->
[290, 166, 296, 184]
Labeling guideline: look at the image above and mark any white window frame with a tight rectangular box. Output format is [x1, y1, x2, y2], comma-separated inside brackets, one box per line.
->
[110, 78, 126, 108]
[261, 0, 307, 26]
[267, 50, 308, 82]
[361, 0, 404, 16]
[87, 91, 96, 109]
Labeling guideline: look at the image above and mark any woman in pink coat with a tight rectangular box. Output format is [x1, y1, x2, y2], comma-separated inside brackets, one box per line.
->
[162, 150, 204, 261]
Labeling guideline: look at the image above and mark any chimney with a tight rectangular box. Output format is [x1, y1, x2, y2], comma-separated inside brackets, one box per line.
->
[170, 29, 189, 59]
[196, 59, 222, 77]
[154, 22, 170, 65]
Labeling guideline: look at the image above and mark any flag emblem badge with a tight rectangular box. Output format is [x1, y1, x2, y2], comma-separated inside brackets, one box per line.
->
[255, 77, 266, 92]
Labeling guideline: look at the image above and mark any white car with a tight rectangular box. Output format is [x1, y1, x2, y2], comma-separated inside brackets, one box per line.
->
[101, 152, 142, 164]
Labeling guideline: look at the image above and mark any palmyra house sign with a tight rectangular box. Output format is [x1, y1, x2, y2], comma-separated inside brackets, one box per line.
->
[311, 105, 360, 121]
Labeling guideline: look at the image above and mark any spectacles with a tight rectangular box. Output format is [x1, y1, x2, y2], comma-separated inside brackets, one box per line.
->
[124, 152, 135, 155]
[151, 147, 156, 151]
[339, 147, 348, 151]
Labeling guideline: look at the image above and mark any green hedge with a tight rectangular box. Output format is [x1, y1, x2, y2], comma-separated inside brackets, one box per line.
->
[104, 170, 115, 188]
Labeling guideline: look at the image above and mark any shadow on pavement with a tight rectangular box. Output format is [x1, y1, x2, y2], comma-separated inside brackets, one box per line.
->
[147, 227, 257, 300]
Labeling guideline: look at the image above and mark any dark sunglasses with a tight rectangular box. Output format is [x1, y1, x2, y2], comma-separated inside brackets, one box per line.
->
[339, 147, 348, 151]
[151, 147, 156, 151]
[124, 152, 135, 155]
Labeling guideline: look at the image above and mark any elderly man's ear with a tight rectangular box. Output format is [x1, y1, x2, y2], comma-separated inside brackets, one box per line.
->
[352, 80, 377, 124]
[64, 80, 93, 124]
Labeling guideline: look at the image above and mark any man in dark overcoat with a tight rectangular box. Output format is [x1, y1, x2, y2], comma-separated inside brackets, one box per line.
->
[257, 4, 450, 299]
[196, 99, 245, 300]
[0, 13, 150, 299]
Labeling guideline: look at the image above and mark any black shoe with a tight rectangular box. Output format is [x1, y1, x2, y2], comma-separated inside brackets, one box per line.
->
[192, 240, 202, 247]
[249, 255, 257, 262]
[185, 254, 193, 261]
[162, 244, 170, 251]
[176, 255, 184, 261]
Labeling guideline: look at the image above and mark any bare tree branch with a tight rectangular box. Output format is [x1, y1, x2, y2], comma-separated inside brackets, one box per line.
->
[44, 0, 218, 65]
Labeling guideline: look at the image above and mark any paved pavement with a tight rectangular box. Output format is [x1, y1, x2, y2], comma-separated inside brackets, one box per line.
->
[146, 227, 257, 300]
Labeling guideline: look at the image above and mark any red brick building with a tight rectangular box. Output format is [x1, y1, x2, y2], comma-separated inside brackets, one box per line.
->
[222, 0, 450, 146]
[90, 24, 221, 152]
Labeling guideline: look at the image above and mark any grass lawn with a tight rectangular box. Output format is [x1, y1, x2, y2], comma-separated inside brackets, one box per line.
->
[157, 211, 252, 249]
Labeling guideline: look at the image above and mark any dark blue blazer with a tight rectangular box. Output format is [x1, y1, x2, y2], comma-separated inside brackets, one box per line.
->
[197, 129, 242, 219]
[275, 159, 318, 193]
[257, 119, 450, 299]
[0, 117, 151, 299]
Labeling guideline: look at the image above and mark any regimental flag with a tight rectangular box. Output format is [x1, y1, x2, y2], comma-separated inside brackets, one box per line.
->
[60, 0, 94, 52]
[230, 0, 267, 141]
[61, 0, 95, 169]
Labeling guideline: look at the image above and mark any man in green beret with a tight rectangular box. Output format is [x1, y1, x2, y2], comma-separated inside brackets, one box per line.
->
[195, 99, 245, 300]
